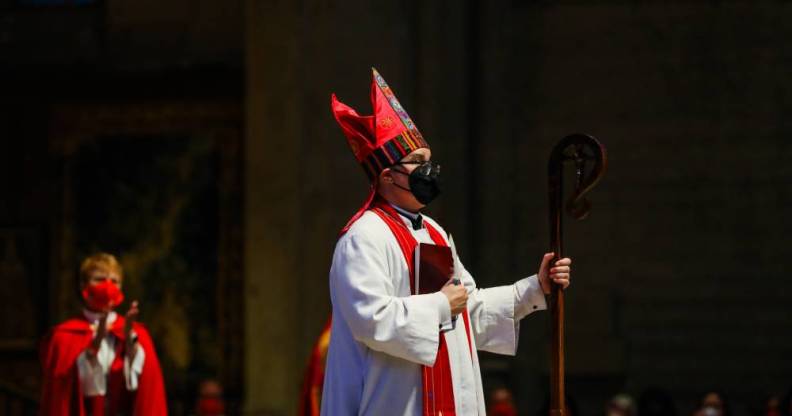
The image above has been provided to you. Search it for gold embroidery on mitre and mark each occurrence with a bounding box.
[378,116,395,129]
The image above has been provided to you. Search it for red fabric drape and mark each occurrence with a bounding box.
[38,315,168,416]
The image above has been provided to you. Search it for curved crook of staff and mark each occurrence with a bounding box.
[547,133,607,416]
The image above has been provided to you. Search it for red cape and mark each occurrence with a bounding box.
[38,314,168,416]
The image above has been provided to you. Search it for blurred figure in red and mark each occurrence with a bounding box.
[693,391,730,416]
[606,393,636,416]
[487,386,518,416]
[755,394,781,416]
[194,379,226,416]
[39,253,167,416]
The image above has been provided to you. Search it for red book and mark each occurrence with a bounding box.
[414,243,453,295]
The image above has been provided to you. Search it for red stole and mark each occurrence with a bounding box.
[38,315,168,416]
[371,202,473,416]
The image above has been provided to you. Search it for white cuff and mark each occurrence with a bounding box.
[514,275,548,320]
[77,344,111,396]
[432,291,452,328]
[124,343,146,391]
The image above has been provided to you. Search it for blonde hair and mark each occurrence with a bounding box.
[79,252,123,284]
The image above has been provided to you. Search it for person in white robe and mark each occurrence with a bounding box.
[322,68,571,416]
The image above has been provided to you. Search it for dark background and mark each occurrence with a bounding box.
[0,0,790,415]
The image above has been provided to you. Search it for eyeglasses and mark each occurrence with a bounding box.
[394,160,441,177]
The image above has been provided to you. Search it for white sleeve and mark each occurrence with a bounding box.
[513,274,548,320]
[453,251,547,356]
[123,341,146,391]
[76,339,113,396]
[330,233,451,366]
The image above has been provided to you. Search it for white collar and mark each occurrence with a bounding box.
[83,309,118,325]
[389,203,421,220]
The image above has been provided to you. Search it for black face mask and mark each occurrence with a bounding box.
[392,161,442,205]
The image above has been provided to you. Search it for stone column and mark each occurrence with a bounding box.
[244,1,303,414]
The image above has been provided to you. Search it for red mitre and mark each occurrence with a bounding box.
[331,68,429,181]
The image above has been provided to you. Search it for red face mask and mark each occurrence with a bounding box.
[489,403,518,416]
[196,398,225,416]
[82,280,124,311]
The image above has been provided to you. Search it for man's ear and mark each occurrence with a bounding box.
[380,168,394,184]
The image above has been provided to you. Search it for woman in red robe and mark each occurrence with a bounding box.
[39,253,168,416]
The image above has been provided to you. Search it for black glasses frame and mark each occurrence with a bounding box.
[393,160,441,177]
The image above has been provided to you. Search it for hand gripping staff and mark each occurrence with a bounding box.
[547,134,607,416]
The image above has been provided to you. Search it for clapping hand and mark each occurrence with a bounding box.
[124,300,140,360]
